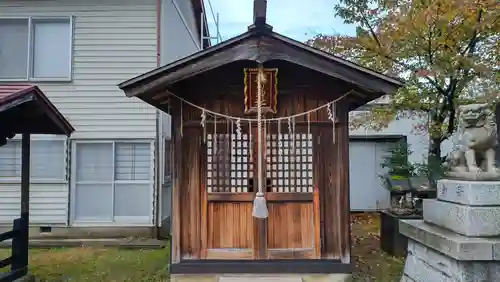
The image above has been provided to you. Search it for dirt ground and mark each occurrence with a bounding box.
[351,213,405,281]
[0,213,404,281]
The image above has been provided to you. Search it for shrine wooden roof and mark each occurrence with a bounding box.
[118,24,404,103]
[0,85,74,143]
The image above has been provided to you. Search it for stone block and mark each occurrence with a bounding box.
[403,242,454,282]
[402,239,500,282]
[423,199,500,237]
[437,179,500,206]
[399,220,500,261]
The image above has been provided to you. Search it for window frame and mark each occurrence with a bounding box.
[0,16,74,82]
[0,136,68,184]
[70,140,155,225]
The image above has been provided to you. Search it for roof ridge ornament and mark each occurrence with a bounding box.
[248,0,273,32]
[253,0,267,25]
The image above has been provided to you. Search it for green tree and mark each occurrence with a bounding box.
[308,0,500,166]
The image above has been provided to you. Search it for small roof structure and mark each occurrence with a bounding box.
[118,22,403,109]
[0,85,74,144]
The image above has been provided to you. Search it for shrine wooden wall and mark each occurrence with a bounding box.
[168,61,352,263]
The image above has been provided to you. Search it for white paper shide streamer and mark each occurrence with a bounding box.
[327,102,336,144]
[252,67,269,219]
[201,110,207,143]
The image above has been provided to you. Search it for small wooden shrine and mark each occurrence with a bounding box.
[119,0,402,274]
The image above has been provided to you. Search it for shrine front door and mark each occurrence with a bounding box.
[200,124,321,260]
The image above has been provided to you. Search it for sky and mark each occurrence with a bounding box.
[203,0,356,44]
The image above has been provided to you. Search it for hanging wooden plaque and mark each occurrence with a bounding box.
[243,68,278,115]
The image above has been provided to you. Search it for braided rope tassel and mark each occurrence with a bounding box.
[252,67,268,219]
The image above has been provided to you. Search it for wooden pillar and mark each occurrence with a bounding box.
[16,133,30,270]
[170,102,182,264]
[336,108,351,263]
[317,123,340,259]
[20,134,30,222]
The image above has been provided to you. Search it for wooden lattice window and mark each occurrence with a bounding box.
[266,133,313,193]
[207,133,253,193]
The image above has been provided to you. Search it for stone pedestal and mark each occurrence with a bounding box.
[400,179,500,282]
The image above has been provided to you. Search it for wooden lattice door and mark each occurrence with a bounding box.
[264,127,321,259]
[200,123,320,260]
[201,123,256,260]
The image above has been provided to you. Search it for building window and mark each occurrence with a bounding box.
[0,17,73,81]
[0,139,66,181]
[73,141,153,223]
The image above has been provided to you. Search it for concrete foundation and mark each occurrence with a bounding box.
[0,226,156,239]
[0,226,166,249]
[400,179,500,282]
[170,274,352,282]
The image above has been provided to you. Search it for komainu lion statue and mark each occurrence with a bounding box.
[446,103,500,180]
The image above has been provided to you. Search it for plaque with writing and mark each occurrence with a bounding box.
[243,68,278,115]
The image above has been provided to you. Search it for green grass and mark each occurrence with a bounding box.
[0,214,404,282]
[1,245,170,282]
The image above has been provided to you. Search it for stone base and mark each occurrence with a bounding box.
[423,199,500,237]
[399,220,500,282]
[399,220,500,261]
[446,171,500,181]
[437,179,500,206]
[402,239,500,282]
[170,274,352,282]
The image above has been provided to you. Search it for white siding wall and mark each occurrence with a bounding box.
[0,183,68,224]
[160,0,200,65]
[0,0,160,226]
[158,0,201,140]
[0,136,69,225]
[0,0,159,139]
[158,0,201,223]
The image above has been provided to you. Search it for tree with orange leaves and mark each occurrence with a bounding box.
[308,0,499,170]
